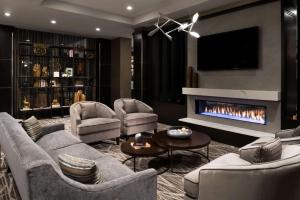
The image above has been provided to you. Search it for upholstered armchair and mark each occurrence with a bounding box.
[183,137,300,200]
[275,126,300,145]
[70,101,121,144]
[114,98,158,137]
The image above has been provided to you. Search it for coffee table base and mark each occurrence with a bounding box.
[169,145,210,173]
[122,156,169,174]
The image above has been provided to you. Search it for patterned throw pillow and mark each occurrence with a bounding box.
[58,154,101,184]
[123,99,137,113]
[80,102,97,120]
[22,116,42,142]
[239,138,282,163]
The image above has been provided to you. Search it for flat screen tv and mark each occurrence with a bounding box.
[197,26,259,70]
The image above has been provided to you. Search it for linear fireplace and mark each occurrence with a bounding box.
[195,100,266,125]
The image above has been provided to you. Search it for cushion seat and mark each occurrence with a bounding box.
[48,143,107,164]
[77,118,120,136]
[184,153,251,198]
[36,130,81,151]
[124,113,158,127]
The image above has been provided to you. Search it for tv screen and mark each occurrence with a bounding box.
[197,27,259,70]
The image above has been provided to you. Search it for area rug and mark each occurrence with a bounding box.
[0,117,238,200]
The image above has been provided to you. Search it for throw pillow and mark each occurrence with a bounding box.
[22,116,42,142]
[260,138,282,162]
[80,102,97,120]
[58,154,101,184]
[239,138,282,163]
[123,99,137,113]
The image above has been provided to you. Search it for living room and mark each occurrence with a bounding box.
[0,0,299,200]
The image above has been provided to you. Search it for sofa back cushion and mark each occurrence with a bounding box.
[80,102,97,120]
[293,126,300,137]
[122,99,137,113]
[239,138,282,163]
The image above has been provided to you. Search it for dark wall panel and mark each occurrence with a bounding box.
[0,25,13,115]
[0,59,12,87]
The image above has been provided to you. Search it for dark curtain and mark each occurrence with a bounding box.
[144,29,187,105]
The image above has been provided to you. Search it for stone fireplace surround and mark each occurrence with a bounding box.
[179,88,281,138]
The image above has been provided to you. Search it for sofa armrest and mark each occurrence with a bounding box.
[135,100,153,113]
[276,129,295,138]
[280,136,300,145]
[41,123,64,137]
[28,161,157,200]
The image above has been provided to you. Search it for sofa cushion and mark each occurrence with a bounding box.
[94,155,134,182]
[77,118,120,135]
[49,143,106,163]
[80,102,97,120]
[124,113,157,127]
[184,153,250,198]
[36,130,81,151]
[22,116,42,142]
[239,138,282,163]
[58,154,102,184]
[123,99,137,113]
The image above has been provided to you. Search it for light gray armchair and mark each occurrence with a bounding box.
[114,98,158,137]
[183,137,300,200]
[70,101,121,144]
[275,126,300,145]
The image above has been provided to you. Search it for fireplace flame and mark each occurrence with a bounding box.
[203,104,266,123]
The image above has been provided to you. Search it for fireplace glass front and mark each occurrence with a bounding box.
[195,100,266,125]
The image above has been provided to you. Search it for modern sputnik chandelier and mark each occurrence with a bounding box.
[148,12,200,40]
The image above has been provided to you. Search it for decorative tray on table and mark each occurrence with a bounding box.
[167,126,192,139]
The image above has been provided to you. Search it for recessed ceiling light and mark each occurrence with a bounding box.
[26,39,30,42]
[4,12,11,17]
[126,5,133,11]
[96,27,101,31]
[51,20,56,24]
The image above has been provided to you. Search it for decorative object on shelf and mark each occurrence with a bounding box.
[35,93,47,108]
[148,12,200,41]
[33,80,40,88]
[76,62,85,76]
[192,72,199,88]
[23,96,30,110]
[74,90,86,102]
[33,64,42,77]
[53,71,60,78]
[52,99,60,108]
[65,68,73,77]
[40,79,48,87]
[167,126,192,139]
[41,66,49,77]
[33,43,47,56]
[68,49,74,58]
[75,80,84,87]
[51,80,57,87]
[86,52,95,59]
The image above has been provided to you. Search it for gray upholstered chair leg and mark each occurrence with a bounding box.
[116,137,120,145]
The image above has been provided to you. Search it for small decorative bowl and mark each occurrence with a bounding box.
[167,126,192,139]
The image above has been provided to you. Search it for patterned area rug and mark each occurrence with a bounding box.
[0,117,238,200]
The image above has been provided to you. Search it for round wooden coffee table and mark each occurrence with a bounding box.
[153,130,211,172]
[121,137,168,172]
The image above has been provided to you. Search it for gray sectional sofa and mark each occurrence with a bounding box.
[0,112,157,200]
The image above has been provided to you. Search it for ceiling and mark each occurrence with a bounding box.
[0,0,259,39]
